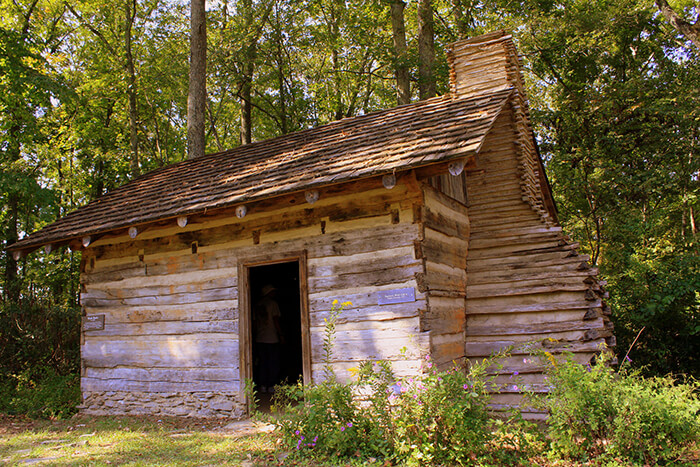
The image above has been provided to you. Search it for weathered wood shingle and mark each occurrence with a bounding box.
[11,89,512,252]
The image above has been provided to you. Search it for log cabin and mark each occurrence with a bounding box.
[8,31,614,419]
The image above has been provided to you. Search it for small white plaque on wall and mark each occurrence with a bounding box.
[83,314,105,331]
[377,288,415,305]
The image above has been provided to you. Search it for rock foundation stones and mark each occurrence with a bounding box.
[79,391,244,418]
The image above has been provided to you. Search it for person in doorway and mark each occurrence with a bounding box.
[253,284,284,393]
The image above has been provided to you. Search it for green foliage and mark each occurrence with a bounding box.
[274,379,377,459]
[539,352,700,464]
[320,299,351,382]
[0,298,81,419]
[389,358,493,465]
[276,330,698,465]
[274,353,536,465]
[612,247,700,376]
[0,301,80,377]
[508,0,700,377]
[1,0,699,430]
[0,368,79,419]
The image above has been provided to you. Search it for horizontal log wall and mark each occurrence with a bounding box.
[418,185,469,369]
[79,177,429,417]
[465,106,613,418]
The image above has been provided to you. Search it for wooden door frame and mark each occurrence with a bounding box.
[238,250,311,413]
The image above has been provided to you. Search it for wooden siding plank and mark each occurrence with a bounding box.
[82,336,238,368]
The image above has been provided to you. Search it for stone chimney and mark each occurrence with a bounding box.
[446,30,526,100]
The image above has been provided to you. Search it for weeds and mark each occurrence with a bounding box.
[538,350,700,464]
[274,302,700,465]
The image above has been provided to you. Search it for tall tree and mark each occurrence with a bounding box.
[307,0,392,123]
[239,0,254,144]
[389,0,410,105]
[125,0,140,176]
[238,0,274,144]
[188,0,207,158]
[417,0,436,99]
[511,0,700,376]
[451,0,471,39]
[1,1,67,303]
[261,0,311,135]
[65,0,149,178]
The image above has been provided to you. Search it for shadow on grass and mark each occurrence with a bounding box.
[0,415,278,466]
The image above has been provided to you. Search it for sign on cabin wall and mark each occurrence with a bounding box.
[377,288,415,305]
[83,314,105,331]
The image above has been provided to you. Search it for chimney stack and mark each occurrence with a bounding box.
[446,30,526,100]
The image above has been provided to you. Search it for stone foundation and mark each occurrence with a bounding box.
[79,391,245,418]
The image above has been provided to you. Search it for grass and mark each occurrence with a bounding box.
[0,414,280,466]
[2,413,697,466]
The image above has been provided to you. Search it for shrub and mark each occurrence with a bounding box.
[274,360,496,464]
[390,357,493,465]
[273,299,393,459]
[274,300,540,464]
[274,377,392,460]
[540,351,700,464]
[0,367,80,419]
[274,355,545,465]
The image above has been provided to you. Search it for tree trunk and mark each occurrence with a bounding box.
[188,0,207,159]
[332,47,344,120]
[277,41,288,134]
[240,0,254,145]
[325,0,344,120]
[451,0,472,39]
[655,0,700,49]
[389,0,410,105]
[4,193,20,304]
[238,0,274,143]
[3,124,21,304]
[240,57,253,145]
[417,0,436,99]
[125,0,139,177]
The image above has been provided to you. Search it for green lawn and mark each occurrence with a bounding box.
[0,415,280,466]
[3,414,697,466]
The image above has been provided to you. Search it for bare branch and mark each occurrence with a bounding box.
[64,2,118,57]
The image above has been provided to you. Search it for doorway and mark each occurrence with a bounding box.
[242,256,308,411]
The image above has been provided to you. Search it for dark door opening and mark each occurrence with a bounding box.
[249,261,304,396]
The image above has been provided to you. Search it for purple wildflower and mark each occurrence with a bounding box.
[340,426,345,432]
[347,422,353,428]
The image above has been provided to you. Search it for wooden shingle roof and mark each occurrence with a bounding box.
[10,87,513,253]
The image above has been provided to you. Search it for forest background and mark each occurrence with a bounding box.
[1,0,699,413]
